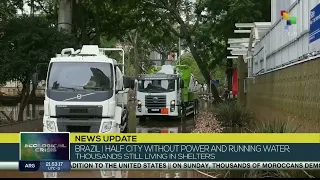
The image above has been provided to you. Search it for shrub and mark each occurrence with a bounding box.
[247,117,315,178]
[255,117,301,133]
[214,101,253,127]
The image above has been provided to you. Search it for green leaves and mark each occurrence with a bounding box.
[0,15,77,83]
[179,53,205,83]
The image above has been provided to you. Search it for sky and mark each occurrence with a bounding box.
[17,3,31,15]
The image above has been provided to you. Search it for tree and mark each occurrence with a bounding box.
[122,0,271,102]
[179,53,205,83]
[127,0,224,102]
[0,0,23,20]
[0,15,76,121]
[141,22,179,66]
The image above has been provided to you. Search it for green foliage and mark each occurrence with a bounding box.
[256,117,301,133]
[211,65,226,88]
[126,0,271,78]
[0,0,23,20]
[215,101,253,127]
[100,37,136,77]
[179,53,205,83]
[148,66,160,74]
[194,0,271,70]
[0,15,77,83]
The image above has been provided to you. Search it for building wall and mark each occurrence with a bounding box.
[246,57,320,132]
[244,0,320,132]
[252,0,320,76]
[271,0,296,25]
[149,51,181,67]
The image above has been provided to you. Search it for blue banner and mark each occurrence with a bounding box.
[211,80,219,85]
[310,3,320,43]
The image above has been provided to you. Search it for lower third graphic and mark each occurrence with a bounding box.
[19,132,71,172]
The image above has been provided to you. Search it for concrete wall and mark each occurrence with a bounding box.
[246,58,320,132]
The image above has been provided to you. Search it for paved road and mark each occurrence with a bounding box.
[0,119,42,133]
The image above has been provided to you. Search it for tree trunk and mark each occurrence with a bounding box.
[58,0,72,33]
[17,83,28,122]
[75,0,89,44]
[93,15,101,46]
[226,59,233,92]
[161,52,166,66]
[17,81,36,122]
[30,0,34,16]
[31,82,36,118]
[185,38,223,103]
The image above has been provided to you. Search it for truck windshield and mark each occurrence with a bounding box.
[47,62,113,91]
[138,79,175,92]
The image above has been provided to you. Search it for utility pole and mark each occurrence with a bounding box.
[58,0,73,33]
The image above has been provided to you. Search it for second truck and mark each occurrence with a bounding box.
[135,64,199,121]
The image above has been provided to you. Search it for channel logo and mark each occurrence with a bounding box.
[280,10,296,30]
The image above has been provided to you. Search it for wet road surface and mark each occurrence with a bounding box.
[0,101,210,178]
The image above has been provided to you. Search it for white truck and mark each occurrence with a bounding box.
[32,45,133,178]
[135,65,199,123]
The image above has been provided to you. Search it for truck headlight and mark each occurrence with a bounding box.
[101,122,113,133]
[137,100,142,112]
[170,100,175,112]
[46,120,56,132]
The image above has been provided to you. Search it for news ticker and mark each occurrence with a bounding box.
[2,162,320,170]
[0,133,319,172]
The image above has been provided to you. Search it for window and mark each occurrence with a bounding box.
[138,79,175,93]
[47,62,113,91]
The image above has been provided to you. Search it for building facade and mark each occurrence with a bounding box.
[231,0,320,132]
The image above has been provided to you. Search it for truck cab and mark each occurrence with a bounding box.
[34,45,133,133]
[135,65,185,120]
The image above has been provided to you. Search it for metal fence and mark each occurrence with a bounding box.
[0,87,45,97]
[0,104,43,123]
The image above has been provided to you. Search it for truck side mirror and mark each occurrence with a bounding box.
[180,80,184,88]
[123,76,132,89]
[31,73,39,86]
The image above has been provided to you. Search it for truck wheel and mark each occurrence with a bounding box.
[193,100,197,115]
[195,100,199,115]
[179,106,185,119]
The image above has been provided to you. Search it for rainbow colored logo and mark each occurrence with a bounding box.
[281,10,296,30]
